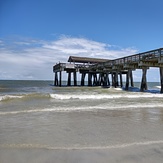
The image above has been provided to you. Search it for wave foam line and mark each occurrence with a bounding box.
[50,93,163,100]
[1,103,163,115]
[1,140,163,150]
[0,108,58,115]
[0,93,50,102]
[1,92,163,102]
[0,95,23,102]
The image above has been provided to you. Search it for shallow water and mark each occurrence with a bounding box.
[0,80,163,163]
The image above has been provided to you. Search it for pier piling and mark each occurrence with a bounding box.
[160,67,163,93]
[125,70,130,90]
[59,71,62,87]
[140,68,148,92]
[73,71,77,86]
[67,72,71,86]
[54,72,58,86]
[115,72,119,88]
[81,72,86,86]
[119,72,123,88]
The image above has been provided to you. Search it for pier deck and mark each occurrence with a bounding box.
[53,48,163,93]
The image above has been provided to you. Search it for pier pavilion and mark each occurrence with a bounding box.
[53,48,163,93]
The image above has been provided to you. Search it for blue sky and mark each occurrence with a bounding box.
[0,0,163,81]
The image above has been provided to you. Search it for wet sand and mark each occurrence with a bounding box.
[1,110,163,163]
[1,143,163,163]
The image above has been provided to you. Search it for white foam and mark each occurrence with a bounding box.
[113,87,123,91]
[155,86,161,89]
[0,108,58,115]
[1,140,163,150]
[0,93,50,102]
[0,103,163,116]
[0,95,23,102]
[50,93,163,100]
[95,103,163,110]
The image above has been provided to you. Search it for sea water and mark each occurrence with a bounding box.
[0,80,163,163]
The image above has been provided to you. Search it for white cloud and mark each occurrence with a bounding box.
[0,36,138,80]
[43,36,137,59]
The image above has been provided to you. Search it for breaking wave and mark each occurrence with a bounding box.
[0,93,49,102]
[1,91,163,102]
[0,95,23,101]
[50,93,163,100]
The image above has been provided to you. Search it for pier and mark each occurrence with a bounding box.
[53,48,163,93]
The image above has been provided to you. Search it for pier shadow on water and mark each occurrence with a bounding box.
[122,86,161,94]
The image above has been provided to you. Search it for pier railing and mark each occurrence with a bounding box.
[53,48,163,72]
[90,48,163,70]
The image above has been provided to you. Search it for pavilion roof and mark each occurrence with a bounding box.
[68,56,109,64]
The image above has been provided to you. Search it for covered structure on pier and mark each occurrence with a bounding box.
[53,56,111,87]
[68,56,109,64]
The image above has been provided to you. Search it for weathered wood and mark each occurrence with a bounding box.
[98,73,102,86]
[54,72,58,86]
[102,73,107,86]
[125,70,134,90]
[93,74,98,86]
[140,68,148,91]
[108,74,110,87]
[115,72,119,88]
[119,72,123,88]
[53,48,163,92]
[81,73,86,86]
[88,73,92,86]
[125,70,130,90]
[101,74,104,86]
[130,70,134,87]
[67,72,71,86]
[59,71,62,87]
[73,71,77,86]
[111,73,115,87]
[160,67,163,93]
[68,56,109,64]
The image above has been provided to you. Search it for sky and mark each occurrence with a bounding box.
[0,0,163,81]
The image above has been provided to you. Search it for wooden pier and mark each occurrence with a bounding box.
[53,48,163,93]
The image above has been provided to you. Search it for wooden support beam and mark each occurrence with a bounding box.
[73,71,77,86]
[105,73,109,87]
[93,73,98,86]
[81,73,86,86]
[125,70,134,90]
[108,74,110,87]
[130,70,134,87]
[54,72,58,86]
[101,73,105,86]
[140,68,148,92]
[119,72,123,88]
[98,73,102,86]
[125,70,130,90]
[103,73,107,86]
[59,71,62,87]
[67,72,71,86]
[88,73,92,86]
[160,67,163,93]
[111,72,115,87]
[115,72,119,88]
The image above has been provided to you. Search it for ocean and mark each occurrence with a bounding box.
[0,80,163,163]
